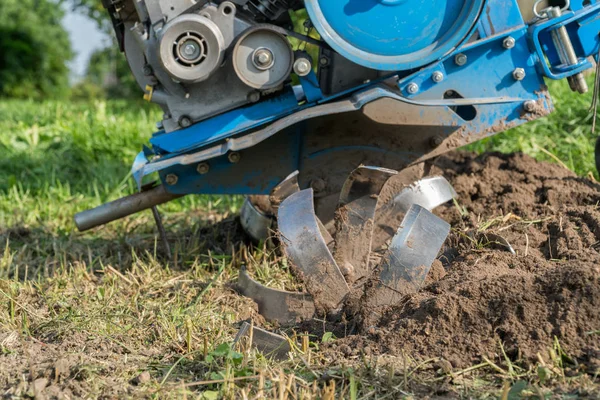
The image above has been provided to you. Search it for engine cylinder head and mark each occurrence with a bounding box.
[158,14,225,83]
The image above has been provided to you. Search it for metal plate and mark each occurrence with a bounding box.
[305,0,485,71]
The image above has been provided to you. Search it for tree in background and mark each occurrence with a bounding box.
[0,0,72,99]
[70,0,142,100]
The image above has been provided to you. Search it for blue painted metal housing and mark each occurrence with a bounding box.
[131,0,600,197]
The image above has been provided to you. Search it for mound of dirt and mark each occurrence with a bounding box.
[340,152,600,368]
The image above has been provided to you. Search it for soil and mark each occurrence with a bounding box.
[331,152,600,368]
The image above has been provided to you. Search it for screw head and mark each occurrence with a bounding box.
[228,152,241,164]
[430,135,444,147]
[247,92,260,103]
[252,48,274,70]
[197,163,210,175]
[523,100,537,112]
[513,68,526,81]
[294,58,312,76]
[432,71,444,83]
[310,178,326,192]
[503,36,516,49]
[165,174,178,185]
[406,83,419,94]
[319,57,329,67]
[179,116,193,128]
[455,53,468,66]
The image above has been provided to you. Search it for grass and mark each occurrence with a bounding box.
[0,79,599,398]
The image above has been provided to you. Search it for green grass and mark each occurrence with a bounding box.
[0,79,599,398]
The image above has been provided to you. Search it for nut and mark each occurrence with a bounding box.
[165,174,178,185]
[513,68,526,81]
[310,178,326,193]
[197,163,210,175]
[503,37,516,49]
[432,71,444,83]
[406,83,419,94]
[430,135,444,148]
[455,53,467,66]
[247,92,260,103]
[228,152,241,164]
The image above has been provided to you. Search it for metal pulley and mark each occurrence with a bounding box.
[304,0,485,71]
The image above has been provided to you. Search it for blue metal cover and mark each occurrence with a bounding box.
[305,0,485,71]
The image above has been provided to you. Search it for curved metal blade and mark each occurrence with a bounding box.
[393,176,457,213]
[371,204,451,306]
[278,189,349,311]
[373,176,456,250]
[234,322,291,361]
[237,267,315,324]
[240,197,273,242]
[334,166,398,282]
[270,171,300,208]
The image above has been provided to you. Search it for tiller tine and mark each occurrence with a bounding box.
[370,204,451,306]
[334,166,398,283]
[373,176,456,250]
[278,189,350,312]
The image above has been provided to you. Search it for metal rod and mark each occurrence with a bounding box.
[74,185,183,232]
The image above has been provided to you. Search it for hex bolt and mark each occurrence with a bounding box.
[165,174,179,186]
[430,135,444,148]
[523,100,537,112]
[310,178,326,192]
[503,36,516,49]
[319,57,329,67]
[406,83,419,94]
[143,65,153,76]
[197,163,210,175]
[513,68,526,81]
[179,116,193,128]
[252,48,274,70]
[432,71,444,83]
[294,58,312,77]
[247,92,260,103]
[455,53,468,66]
[228,151,241,164]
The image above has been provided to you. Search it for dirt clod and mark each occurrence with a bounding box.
[340,152,600,368]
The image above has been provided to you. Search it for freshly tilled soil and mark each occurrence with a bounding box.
[336,152,600,368]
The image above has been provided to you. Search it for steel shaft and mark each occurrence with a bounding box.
[74,186,183,232]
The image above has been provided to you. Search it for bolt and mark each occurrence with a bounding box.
[253,48,274,70]
[179,116,193,128]
[455,53,468,66]
[406,83,419,94]
[432,71,444,83]
[294,58,312,76]
[197,163,210,175]
[503,36,516,49]
[228,151,241,164]
[165,174,178,186]
[310,178,326,192]
[184,44,196,56]
[247,91,260,103]
[523,100,537,112]
[319,57,329,67]
[143,65,153,76]
[513,68,526,81]
[430,135,444,148]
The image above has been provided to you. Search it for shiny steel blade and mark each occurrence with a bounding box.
[234,322,291,361]
[237,267,315,324]
[240,197,273,242]
[278,189,349,311]
[269,171,300,208]
[334,166,397,282]
[374,176,456,250]
[373,204,450,306]
[393,176,457,213]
